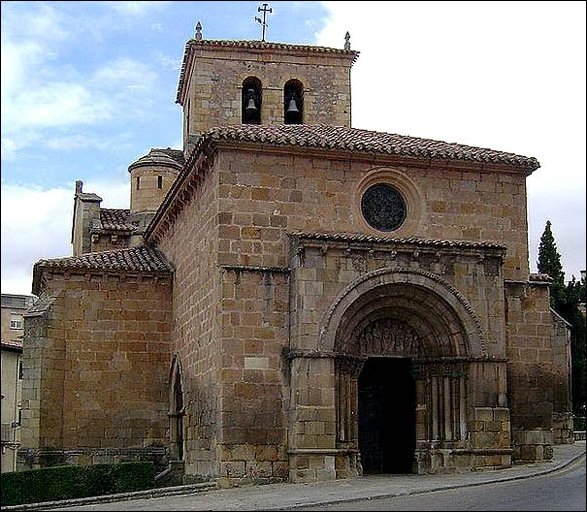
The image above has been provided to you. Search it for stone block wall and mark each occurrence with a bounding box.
[505,280,554,461]
[183,43,354,141]
[551,309,573,444]
[130,167,179,214]
[21,272,172,456]
[157,161,222,479]
[287,357,338,483]
[217,149,531,283]
[552,412,574,445]
[216,267,290,487]
[90,233,131,253]
[415,407,511,474]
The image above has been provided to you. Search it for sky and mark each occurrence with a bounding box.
[1,1,585,295]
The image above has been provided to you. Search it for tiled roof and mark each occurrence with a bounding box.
[529,273,553,282]
[99,209,134,231]
[157,148,185,166]
[198,124,539,171]
[34,246,174,273]
[186,38,358,57]
[177,39,358,105]
[292,232,507,251]
[1,339,23,352]
[129,148,185,172]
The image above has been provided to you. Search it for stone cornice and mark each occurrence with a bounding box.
[290,232,507,260]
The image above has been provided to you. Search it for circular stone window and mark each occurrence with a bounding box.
[360,183,406,232]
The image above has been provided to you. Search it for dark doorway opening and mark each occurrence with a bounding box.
[358,357,415,474]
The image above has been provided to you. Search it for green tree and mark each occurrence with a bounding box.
[559,274,587,415]
[536,221,586,415]
[537,220,565,309]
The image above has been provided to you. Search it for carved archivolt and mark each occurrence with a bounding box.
[320,267,487,358]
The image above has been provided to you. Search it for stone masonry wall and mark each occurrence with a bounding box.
[505,281,554,461]
[217,268,290,486]
[217,148,529,283]
[21,295,63,450]
[185,45,353,142]
[21,273,172,454]
[157,161,221,479]
[551,310,574,444]
[130,166,180,214]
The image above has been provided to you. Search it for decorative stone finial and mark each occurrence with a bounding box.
[195,21,202,40]
[344,31,351,51]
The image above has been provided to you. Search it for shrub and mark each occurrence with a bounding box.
[1,461,155,506]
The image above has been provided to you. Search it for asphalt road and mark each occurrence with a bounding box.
[299,454,587,511]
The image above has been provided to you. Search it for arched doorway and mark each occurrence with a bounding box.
[324,269,486,475]
[358,357,415,474]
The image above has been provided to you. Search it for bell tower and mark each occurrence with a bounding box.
[176,23,359,152]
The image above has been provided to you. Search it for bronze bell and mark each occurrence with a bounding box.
[245,89,257,112]
[286,97,299,114]
[245,97,257,112]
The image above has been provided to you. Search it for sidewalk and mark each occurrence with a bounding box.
[6,441,586,511]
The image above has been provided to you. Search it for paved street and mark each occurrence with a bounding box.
[9,441,583,512]
[299,454,586,510]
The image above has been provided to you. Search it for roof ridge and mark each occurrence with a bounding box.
[34,245,173,273]
[199,124,539,171]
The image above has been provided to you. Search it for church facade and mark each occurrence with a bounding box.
[20,30,573,486]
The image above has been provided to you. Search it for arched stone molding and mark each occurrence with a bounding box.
[320,267,487,358]
[169,354,185,461]
[354,167,426,237]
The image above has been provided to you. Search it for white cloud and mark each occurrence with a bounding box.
[1,185,73,294]
[108,1,168,16]
[0,178,130,295]
[92,58,158,92]
[317,1,586,278]
[1,46,159,155]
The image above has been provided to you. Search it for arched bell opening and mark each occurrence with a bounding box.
[242,77,262,124]
[284,79,304,124]
[169,355,185,461]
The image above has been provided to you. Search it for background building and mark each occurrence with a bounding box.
[1,293,35,473]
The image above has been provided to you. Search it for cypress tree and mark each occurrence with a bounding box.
[537,220,565,309]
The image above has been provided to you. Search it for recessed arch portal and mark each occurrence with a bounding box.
[324,268,486,475]
[321,267,486,358]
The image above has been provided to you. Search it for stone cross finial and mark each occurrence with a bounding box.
[344,31,351,51]
[195,21,202,40]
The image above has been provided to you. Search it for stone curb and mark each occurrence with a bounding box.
[1,482,218,511]
[273,449,587,511]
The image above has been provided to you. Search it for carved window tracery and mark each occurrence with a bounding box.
[360,183,406,232]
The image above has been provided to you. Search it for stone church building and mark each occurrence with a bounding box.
[21,28,573,486]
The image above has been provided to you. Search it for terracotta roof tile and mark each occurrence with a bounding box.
[99,209,134,231]
[200,124,539,171]
[529,273,553,282]
[128,148,185,172]
[34,246,173,273]
[291,231,507,251]
[1,339,23,351]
